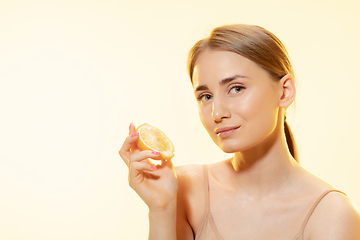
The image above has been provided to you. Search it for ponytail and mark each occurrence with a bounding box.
[284,120,299,163]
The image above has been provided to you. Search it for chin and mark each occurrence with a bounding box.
[218,142,241,154]
[217,138,260,154]
[213,137,243,153]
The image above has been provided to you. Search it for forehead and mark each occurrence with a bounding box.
[192,49,264,87]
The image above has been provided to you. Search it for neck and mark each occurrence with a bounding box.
[229,123,298,197]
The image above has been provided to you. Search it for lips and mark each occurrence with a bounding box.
[215,126,240,138]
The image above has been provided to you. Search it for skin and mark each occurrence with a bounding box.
[119,49,360,240]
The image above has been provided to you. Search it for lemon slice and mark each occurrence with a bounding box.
[136,123,175,160]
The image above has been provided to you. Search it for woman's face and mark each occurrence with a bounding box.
[192,49,283,153]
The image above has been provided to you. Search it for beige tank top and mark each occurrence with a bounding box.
[195,164,346,240]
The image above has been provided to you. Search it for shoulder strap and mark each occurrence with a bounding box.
[297,189,346,236]
[203,164,210,212]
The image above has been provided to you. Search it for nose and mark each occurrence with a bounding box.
[212,98,230,123]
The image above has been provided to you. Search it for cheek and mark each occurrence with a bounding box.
[237,88,279,128]
[232,90,263,119]
[198,106,210,127]
[198,105,216,135]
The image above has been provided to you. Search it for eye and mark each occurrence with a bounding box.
[229,84,245,94]
[197,93,213,102]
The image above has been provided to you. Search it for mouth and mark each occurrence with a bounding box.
[215,126,240,139]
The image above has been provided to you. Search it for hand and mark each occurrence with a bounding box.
[119,123,179,211]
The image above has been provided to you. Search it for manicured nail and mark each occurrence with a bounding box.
[152,151,160,155]
[129,123,132,130]
[150,165,157,170]
[130,132,139,137]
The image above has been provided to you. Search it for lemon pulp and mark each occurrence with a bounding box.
[137,123,175,160]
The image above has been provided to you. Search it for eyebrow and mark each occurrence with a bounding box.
[194,75,247,92]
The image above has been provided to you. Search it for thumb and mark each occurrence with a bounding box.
[129,123,140,153]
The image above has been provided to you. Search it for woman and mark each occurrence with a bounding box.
[120,24,360,240]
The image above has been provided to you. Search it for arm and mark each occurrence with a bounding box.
[175,165,202,240]
[119,124,179,240]
[307,192,360,240]
[147,166,196,240]
[148,165,198,240]
[149,200,177,240]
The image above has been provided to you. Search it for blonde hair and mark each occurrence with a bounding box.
[187,24,299,162]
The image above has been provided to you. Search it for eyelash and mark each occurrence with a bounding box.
[229,84,245,94]
[196,93,212,102]
[196,84,245,102]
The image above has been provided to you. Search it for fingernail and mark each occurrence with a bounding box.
[129,123,132,130]
[152,151,160,155]
[130,132,139,137]
[150,165,157,170]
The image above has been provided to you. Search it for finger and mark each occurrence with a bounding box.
[128,161,157,188]
[129,150,163,164]
[119,130,140,166]
[129,123,136,135]
[129,123,140,153]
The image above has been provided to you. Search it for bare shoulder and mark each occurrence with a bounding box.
[306,190,360,240]
[175,164,206,209]
[175,164,207,236]
[175,164,205,192]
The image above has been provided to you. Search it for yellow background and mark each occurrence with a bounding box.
[0,0,359,239]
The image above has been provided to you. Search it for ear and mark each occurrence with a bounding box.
[278,74,296,108]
